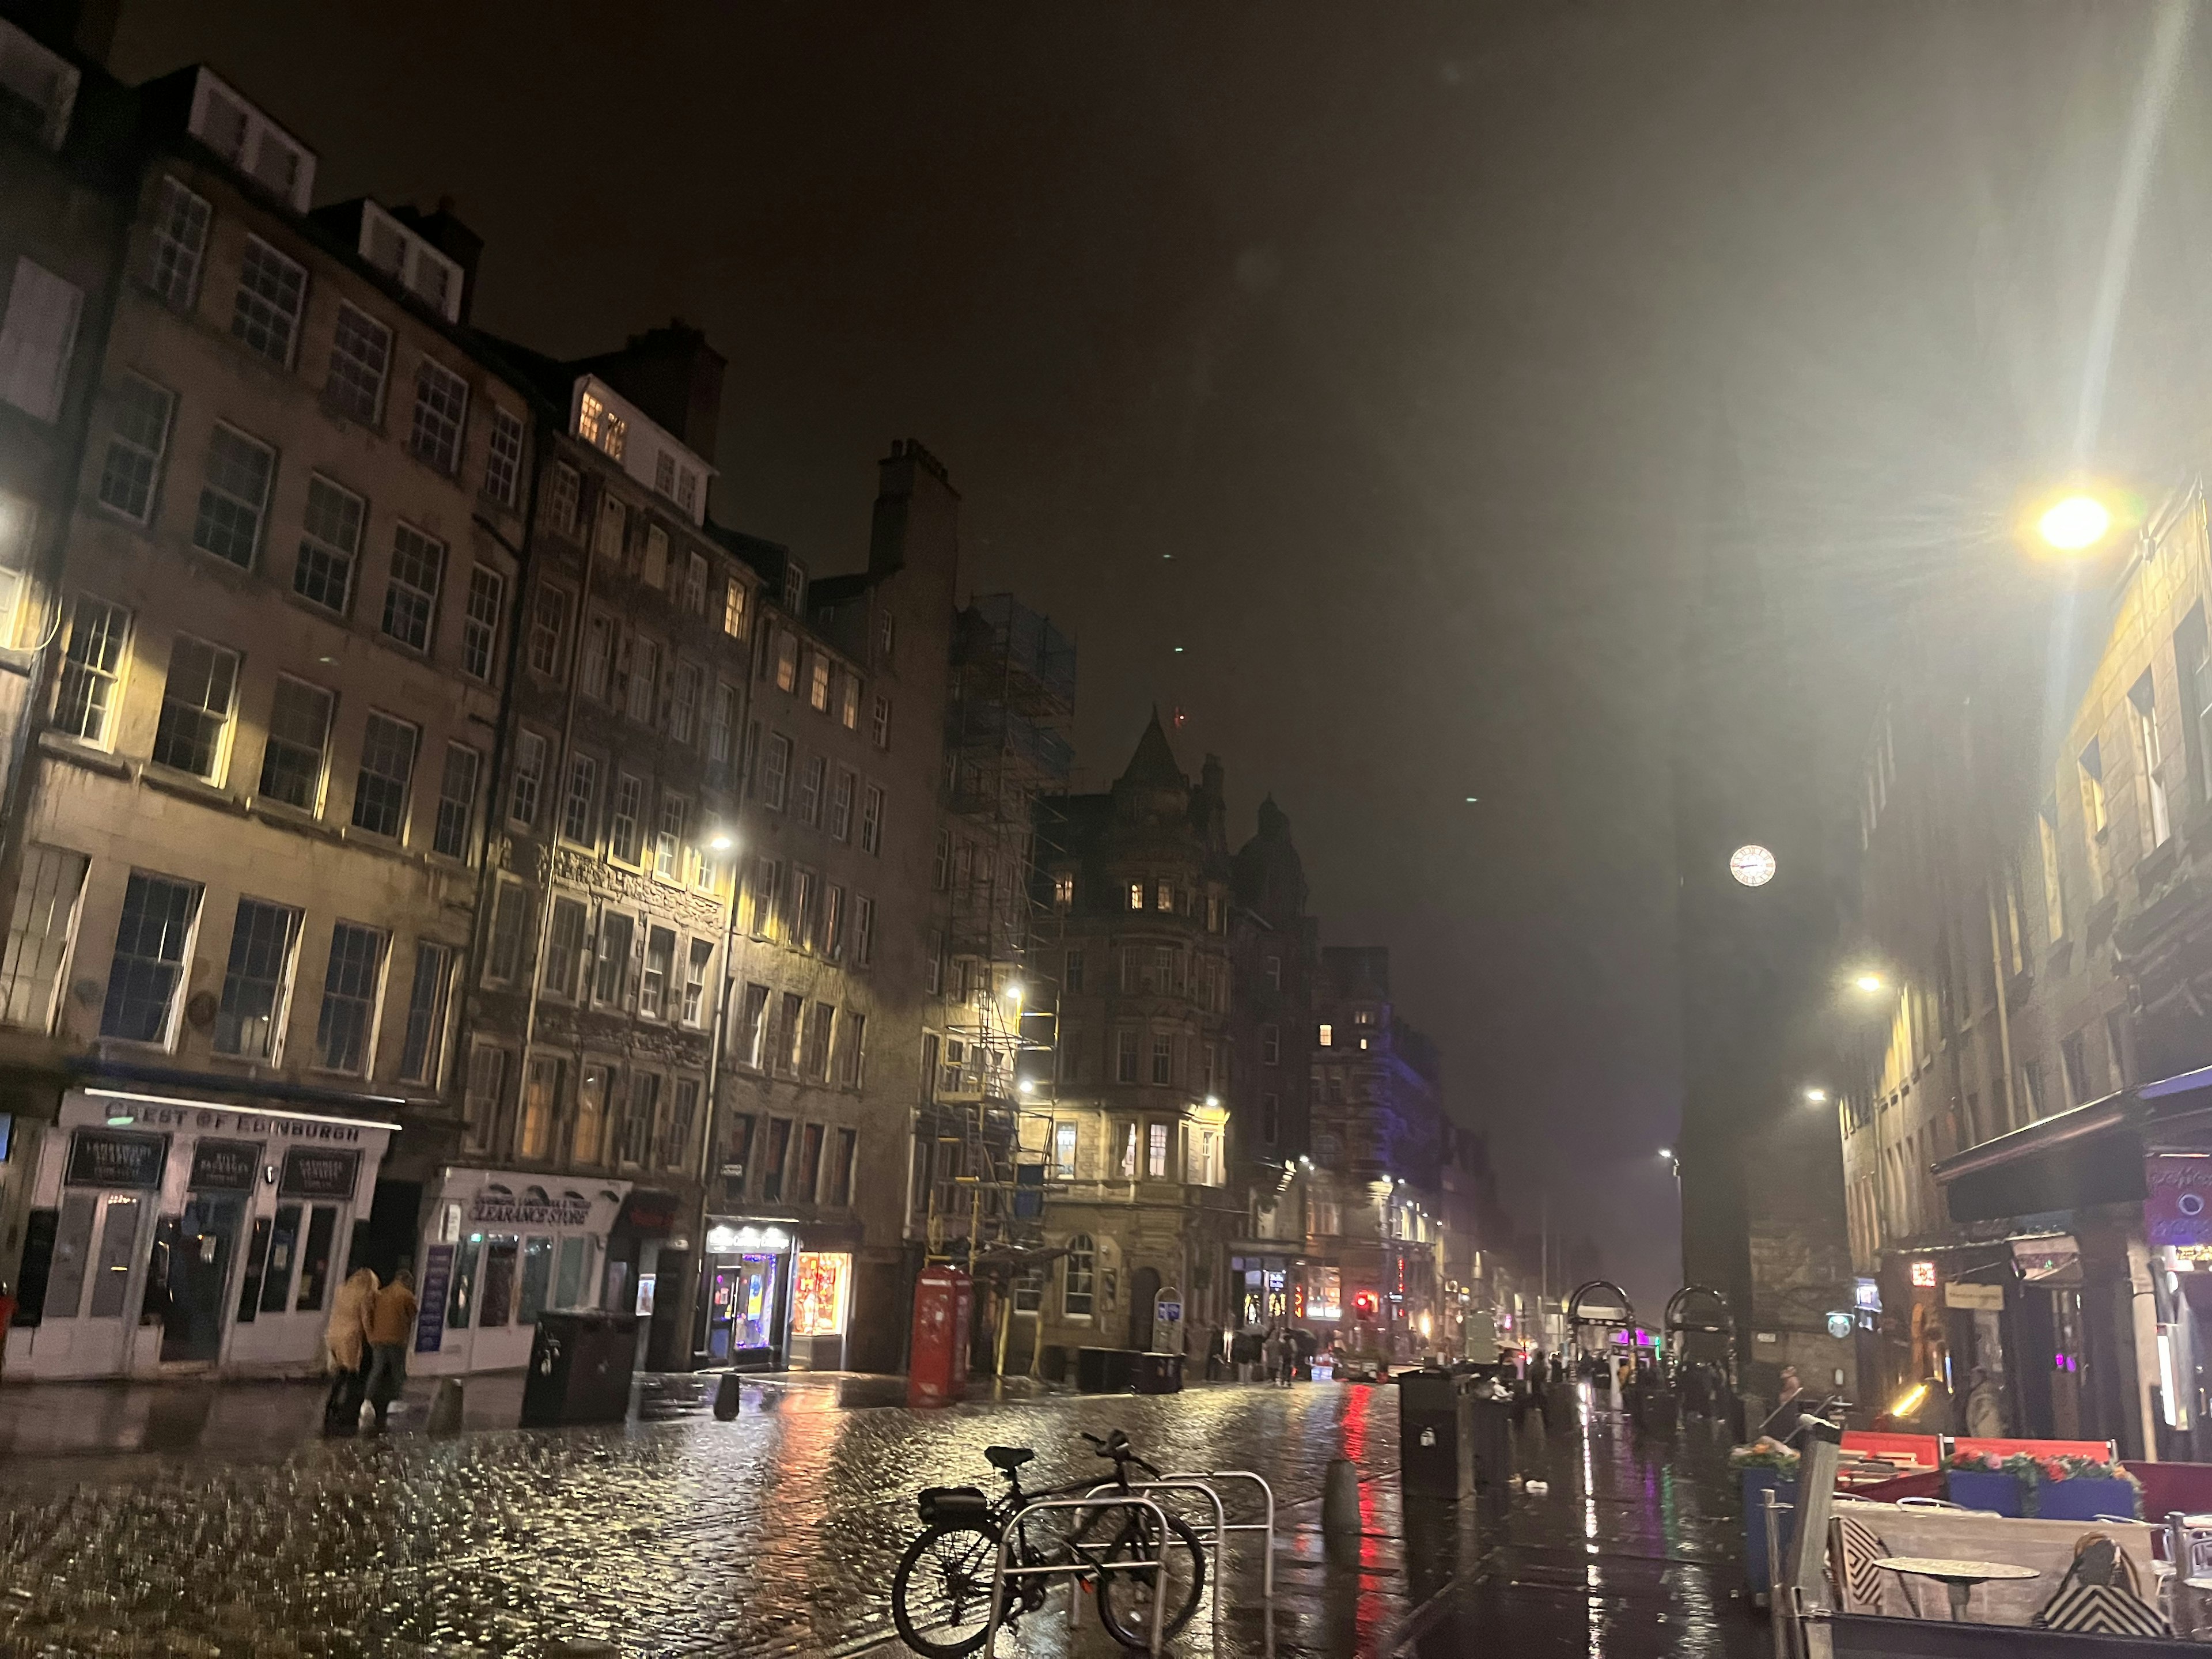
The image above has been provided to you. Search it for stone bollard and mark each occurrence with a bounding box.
[713,1372,742,1421]
[426,1377,465,1436]
[1322,1457,1361,1537]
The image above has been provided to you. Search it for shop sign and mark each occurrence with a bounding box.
[2145,1154,2212,1248]
[279,1146,360,1200]
[188,1139,259,1192]
[415,1244,453,1354]
[791,1251,850,1336]
[1908,1260,1937,1287]
[470,1190,592,1229]
[707,1223,791,1253]
[1945,1283,2005,1311]
[1825,1311,1854,1340]
[66,1128,168,1188]
[2011,1234,2080,1283]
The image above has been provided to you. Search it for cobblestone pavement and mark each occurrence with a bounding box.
[0,1376,1766,1657]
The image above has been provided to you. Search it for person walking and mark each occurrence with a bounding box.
[323,1267,378,1434]
[364,1269,419,1431]
[1260,1325,1284,1389]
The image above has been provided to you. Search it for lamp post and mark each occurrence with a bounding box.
[687,831,740,1365]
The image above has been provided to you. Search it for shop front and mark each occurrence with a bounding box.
[697,1216,857,1370]
[408,1169,630,1376]
[2,1088,393,1382]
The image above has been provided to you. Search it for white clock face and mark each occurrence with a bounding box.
[1729,844,1777,887]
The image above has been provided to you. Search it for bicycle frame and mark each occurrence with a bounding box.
[984,1494,1172,1657]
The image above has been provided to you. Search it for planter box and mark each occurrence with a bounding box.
[1741,1469,1798,1597]
[1945,1469,2025,1516]
[2032,1476,2139,1521]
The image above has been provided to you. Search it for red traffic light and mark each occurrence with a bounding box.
[1352,1291,1377,1319]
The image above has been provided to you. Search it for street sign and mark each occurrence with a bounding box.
[1155,1286,1183,1324]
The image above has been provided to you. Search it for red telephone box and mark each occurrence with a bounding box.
[908,1266,974,1408]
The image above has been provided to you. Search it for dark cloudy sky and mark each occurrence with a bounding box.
[109,2,2212,1321]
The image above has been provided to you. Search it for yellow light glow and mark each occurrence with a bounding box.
[1889,1382,1927,1418]
[1854,974,1884,993]
[2039,494,2112,552]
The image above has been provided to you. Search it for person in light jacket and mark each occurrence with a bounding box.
[324,1268,378,1434]
[365,1270,419,1430]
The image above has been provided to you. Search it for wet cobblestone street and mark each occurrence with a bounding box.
[0,1378,1766,1657]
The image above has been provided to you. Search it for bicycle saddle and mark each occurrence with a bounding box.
[984,1445,1035,1471]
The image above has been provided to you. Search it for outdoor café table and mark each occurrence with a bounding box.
[1874,1556,2041,1622]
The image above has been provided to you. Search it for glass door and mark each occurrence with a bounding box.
[162,1194,245,1363]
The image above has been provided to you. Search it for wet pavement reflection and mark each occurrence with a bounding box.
[0,1375,1767,1656]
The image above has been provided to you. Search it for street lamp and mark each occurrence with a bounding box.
[1804,1087,1828,1104]
[1853,972,1885,994]
[2038,494,2113,554]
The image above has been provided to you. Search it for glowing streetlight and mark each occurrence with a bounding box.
[709,832,734,853]
[1853,973,1885,994]
[1003,982,1024,1005]
[1805,1088,1828,1104]
[1657,1147,1672,1161]
[2038,494,2113,554]
[1018,1079,1036,1095]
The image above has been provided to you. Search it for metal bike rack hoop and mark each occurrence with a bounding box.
[1165,1468,1277,1601]
[1082,1479,1229,1641]
[984,1493,1172,1658]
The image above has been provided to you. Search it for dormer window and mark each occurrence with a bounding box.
[782,561,806,611]
[0,21,79,151]
[358,202,463,324]
[578,389,624,460]
[185,69,315,213]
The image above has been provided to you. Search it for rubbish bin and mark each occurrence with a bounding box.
[520,1310,639,1427]
[1133,1351,1184,1395]
[1468,1391,1512,1487]
[1399,1366,1475,1499]
[1077,1347,1138,1393]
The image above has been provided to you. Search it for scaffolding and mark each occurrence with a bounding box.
[921,596,1077,1286]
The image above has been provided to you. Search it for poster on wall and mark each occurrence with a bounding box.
[791,1251,851,1336]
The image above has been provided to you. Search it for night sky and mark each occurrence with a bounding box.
[108,2,2212,1324]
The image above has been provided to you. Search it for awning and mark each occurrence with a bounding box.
[1933,1071,2212,1224]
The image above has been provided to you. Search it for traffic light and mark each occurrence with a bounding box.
[1352,1291,1378,1320]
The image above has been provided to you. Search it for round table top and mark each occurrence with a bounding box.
[1873,1556,2041,1585]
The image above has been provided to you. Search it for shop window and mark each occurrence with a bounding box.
[518,1234,554,1325]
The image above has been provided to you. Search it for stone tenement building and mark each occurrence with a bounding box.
[0,50,528,1381]
[1837,482,2212,1460]
[1024,715,1239,1365]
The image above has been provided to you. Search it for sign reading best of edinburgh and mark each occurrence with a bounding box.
[2145,1154,2212,1248]
[66,1128,169,1188]
[279,1146,360,1200]
[188,1138,260,1192]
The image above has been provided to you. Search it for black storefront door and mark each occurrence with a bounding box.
[162,1194,245,1363]
[1130,1266,1160,1353]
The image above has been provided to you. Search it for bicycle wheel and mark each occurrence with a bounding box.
[891,1521,1005,1658]
[1094,1508,1206,1649]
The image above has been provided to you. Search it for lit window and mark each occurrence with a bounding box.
[54,596,129,744]
[1147,1120,1169,1177]
[809,653,831,712]
[1319,1023,1334,1047]
[723,578,747,638]
[578,388,625,459]
[1054,1123,1078,1180]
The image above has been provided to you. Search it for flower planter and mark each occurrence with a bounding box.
[1945,1469,2025,1516]
[2032,1476,2139,1521]
[1741,1470,1798,1599]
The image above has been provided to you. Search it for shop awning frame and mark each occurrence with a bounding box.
[1931,1070,2212,1225]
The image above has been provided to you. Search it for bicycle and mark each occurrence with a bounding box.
[891,1429,1207,1656]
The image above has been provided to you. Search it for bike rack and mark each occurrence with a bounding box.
[1082,1479,1230,1641]
[1172,1468,1277,1601]
[984,1494,1172,1657]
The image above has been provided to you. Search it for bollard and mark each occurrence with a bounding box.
[713,1372,742,1421]
[1322,1457,1361,1537]
[426,1378,465,1436]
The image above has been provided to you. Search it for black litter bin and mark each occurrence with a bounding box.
[521,1310,638,1427]
[1399,1366,1475,1499]
[1133,1352,1184,1395]
[1076,1347,1138,1393]
[1468,1392,1513,1487]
